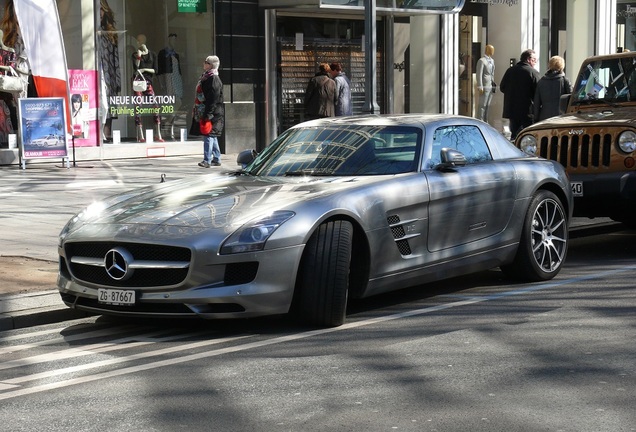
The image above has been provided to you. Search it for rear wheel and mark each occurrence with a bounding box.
[502,190,568,281]
[295,220,353,327]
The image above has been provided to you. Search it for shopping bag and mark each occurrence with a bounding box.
[199,119,212,135]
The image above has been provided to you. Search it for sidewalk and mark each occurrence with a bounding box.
[0,153,240,331]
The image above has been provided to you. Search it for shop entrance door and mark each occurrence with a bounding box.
[458,14,475,118]
[278,38,384,133]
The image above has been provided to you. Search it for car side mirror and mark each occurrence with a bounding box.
[237,149,257,168]
[559,94,571,114]
[437,148,467,170]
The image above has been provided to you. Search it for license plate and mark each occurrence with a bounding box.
[98,288,136,306]
[570,182,583,197]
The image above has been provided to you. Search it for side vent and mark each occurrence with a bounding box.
[387,214,420,256]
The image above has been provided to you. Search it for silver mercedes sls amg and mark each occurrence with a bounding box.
[58,114,573,327]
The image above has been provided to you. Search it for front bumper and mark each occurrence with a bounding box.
[570,171,636,218]
[57,244,305,320]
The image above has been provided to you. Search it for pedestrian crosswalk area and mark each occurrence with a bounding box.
[1,282,542,402]
[0,319,257,401]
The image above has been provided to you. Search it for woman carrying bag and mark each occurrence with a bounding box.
[190,55,225,168]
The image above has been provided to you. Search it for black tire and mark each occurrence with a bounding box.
[502,190,568,281]
[295,220,353,327]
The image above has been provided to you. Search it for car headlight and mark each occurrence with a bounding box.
[220,211,295,254]
[519,135,537,155]
[618,130,636,153]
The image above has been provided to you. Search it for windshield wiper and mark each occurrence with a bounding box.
[285,168,335,176]
[573,97,601,106]
[229,169,254,176]
[573,97,620,108]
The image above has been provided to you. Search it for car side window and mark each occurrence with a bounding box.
[428,125,493,168]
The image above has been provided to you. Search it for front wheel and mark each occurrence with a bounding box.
[294,220,353,327]
[502,190,568,281]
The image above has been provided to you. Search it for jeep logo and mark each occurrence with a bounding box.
[568,129,585,135]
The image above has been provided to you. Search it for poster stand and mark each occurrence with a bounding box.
[71,134,76,167]
[69,133,94,169]
[17,97,70,170]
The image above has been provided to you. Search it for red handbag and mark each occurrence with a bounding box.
[199,119,212,135]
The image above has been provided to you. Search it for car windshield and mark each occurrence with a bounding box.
[573,57,636,103]
[247,125,422,176]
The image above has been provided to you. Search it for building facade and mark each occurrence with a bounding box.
[0,0,628,165]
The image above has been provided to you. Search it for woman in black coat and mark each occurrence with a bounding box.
[534,55,572,121]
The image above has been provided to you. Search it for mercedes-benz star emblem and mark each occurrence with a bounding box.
[104,247,135,281]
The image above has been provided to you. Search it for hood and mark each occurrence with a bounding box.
[522,107,636,132]
[71,172,380,232]
[541,70,564,80]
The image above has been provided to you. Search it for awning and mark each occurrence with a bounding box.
[258,0,465,16]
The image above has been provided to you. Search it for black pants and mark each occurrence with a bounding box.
[509,116,533,140]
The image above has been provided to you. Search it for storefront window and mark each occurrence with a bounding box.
[539,0,549,63]
[110,0,215,143]
[58,0,215,144]
[457,3,486,121]
[277,16,384,132]
[617,1,636,52]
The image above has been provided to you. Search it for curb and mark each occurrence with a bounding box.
[0,306,89,331]
[0,290,89,331]
[569,221,622,239]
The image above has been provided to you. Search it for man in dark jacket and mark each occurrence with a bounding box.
[304,63,336,119]
[500,49,541,140]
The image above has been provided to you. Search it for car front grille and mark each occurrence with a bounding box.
[64,241,191,288]
[535,132,612,169]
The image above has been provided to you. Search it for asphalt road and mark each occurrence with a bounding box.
[0,224,634,432]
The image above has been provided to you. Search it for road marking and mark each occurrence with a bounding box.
[0,327,68,343]
[0,265,633,401]
[0,329,169,371]
[65,180,122,189]
[2,335,252,386]
[0,192,35,197]
[0,326,138,355]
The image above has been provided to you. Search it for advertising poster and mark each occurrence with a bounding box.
[18,97,69,160]
[68,69,98,146]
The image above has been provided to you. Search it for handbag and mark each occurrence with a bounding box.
[0,66,24,93]
[199,118,212,135]
[0,48,16,69]
[132,70,147,92]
